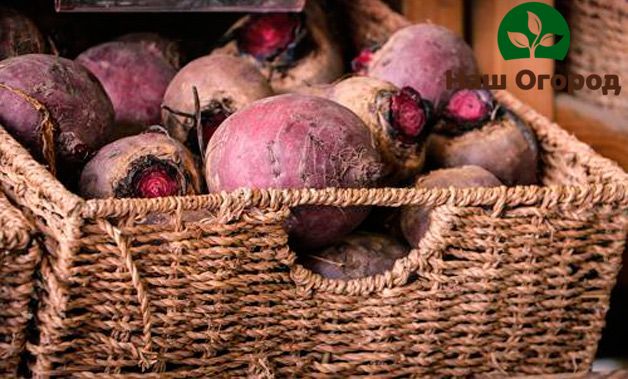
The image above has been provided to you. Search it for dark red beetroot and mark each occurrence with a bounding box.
[76,41,177,134]
[361,24,478,107]
[205,94,384,250]
[0,54,114,171]
[79,132,201,199]
[116,32,183,69]
[162,53,273,155]
[401,166,502,248]
[215,1,343,93]
[327,76,433,182]
[428,90,539,186]
[0,7,46,61]
[299,232,409,280]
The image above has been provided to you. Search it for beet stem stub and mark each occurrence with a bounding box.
[390,87,429,143]
[115,156,182,198]
[351,46,377,74]
[444,89,494,127]
[237,13,301,61]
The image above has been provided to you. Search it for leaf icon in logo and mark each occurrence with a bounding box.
[528,11,542,36]
[539,33,555,46]
[507,32,530,49]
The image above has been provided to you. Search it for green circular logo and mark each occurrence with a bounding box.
[498,2,570,60]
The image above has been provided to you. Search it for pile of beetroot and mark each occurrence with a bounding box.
[0,4,539,280]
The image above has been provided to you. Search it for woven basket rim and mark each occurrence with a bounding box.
[1,89,626,220]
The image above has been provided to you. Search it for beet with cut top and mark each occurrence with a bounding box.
[76,41,177,134]
[205,94,384,250]
[401,166,502,248]
[327,76,434,182]
[0,7,46,61]
[0,54,114,171]
[162,53,273,155]
[299,232,410,280]
[79,132,201,199]
[358,24,478,107]
[215,0,343,93]
[428,90,539,186]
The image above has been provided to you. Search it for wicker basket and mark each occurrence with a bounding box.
[564,0,628,118]
[0,0,626,377]
[0,192,40,377]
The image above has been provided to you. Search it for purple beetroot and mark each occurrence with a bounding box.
[162,53,273,155]
[357,24,478,107]
[204,94,384,250]
[0,7,46,61]
[428,89,539,186]
[80,132,201,199]
[76,41,177,134]
[116,32,183,69]
[299,232,409,280]
[326,76,434,182]
[215,1,343,93]
[0,54,114,172]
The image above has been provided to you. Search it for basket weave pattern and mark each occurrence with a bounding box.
[566,0,628,117]
[0,192,40,377]
[0,90,625,377]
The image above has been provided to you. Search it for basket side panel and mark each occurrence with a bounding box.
[270,202,625,377]
[31,206,297,377]
[0,193,41,377]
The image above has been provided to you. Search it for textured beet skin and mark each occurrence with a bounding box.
[367,24,478,107]
[401,166,502,248]
[428,110,539,186]
[77,41,176,130]
[205,94,384,249]
[0,54,114,166]
[0,7,46,61]
[80,132,201,199]
[299,232,409,280]
[116,32,183,69]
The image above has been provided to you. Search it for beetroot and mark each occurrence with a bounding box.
[76,41,177,134]
[428,105,539,186]
[116,32,183,69]
[0,7,46,61]
[205,94,384,249]
[162,53,273,155]
[0,54,114,172]
[215,1,343,93]
[361,24,478,107]
[299,233,409,280]
[401,166,502,247]
[80,132,201,199]
[328,76,433,181]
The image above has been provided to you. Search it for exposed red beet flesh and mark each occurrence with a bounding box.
[351,47,375,75]
[390,87,430,143]
[134,165,180,198]
[443,89,494,129]
[237,13,301,60]
[114,156,183,199]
